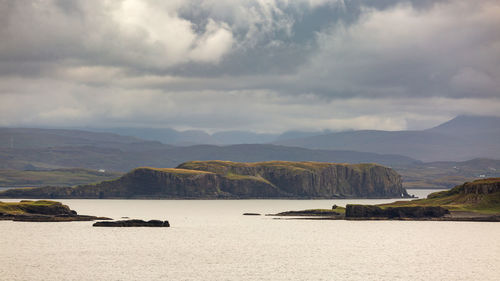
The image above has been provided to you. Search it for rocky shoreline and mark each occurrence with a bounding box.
[0,213,111,222]
[268,205,500,222]
[270,178,500,222]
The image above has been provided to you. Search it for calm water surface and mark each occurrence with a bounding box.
[1,189,499,281]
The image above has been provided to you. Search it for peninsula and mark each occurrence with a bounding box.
[0,160,409,199]
[270,178,500,221]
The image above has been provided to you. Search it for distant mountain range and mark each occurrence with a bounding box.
[0,142,417,172]
[0,127,168,151]
[82,127,330,146]
[0,115,498,169]
[275,115,500,162]
[76,115,500,161]
[0,115,499,189]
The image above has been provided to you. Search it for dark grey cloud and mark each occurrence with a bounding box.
[0,0,498,132]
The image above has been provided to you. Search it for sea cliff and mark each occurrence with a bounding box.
[0,161,409,199]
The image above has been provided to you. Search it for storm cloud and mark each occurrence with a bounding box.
[0,0,499,132]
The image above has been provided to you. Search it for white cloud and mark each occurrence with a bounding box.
[189,20,234,63]
[0,0,499,132]
[299,0,500,98]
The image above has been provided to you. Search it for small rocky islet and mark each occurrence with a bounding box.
[93,219,170,227]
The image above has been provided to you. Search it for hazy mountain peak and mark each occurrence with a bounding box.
[428,115,500,132]
[275,115,500,162]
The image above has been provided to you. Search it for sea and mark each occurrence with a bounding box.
[1,189,499,281]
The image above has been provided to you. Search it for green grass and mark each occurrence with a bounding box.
[179,160,381,173]
[136,167,214,175]
[0,200,61,215]
[138,167,272,184]
[276,207,346,216]
[309,208,346,215]
[224,172,272,184]
[471,177,500,184]
[0,169,123,187]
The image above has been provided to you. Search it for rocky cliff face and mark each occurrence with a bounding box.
[0,161,409,199]
[345,205,449,218]
[461,178,500,195]
[178,161,407,198]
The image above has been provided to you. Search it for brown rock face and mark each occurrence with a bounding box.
[345,205,449,218]
[0,161,409,199]
[461,179,500,195]
[178,161,407,198]
[427,177,500,203]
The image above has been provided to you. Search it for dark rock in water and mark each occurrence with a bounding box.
[345,204,449,219]
[243,213,261,216]
[93,219,170,227]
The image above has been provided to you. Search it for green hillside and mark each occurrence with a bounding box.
[0,169,123,187]
[381,178,500,214]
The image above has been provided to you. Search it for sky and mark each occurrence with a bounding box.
[0,0,499,133]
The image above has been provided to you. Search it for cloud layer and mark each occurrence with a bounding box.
[1,0,499,132]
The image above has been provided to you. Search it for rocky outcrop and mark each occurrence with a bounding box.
[428,178,500,200]
[0,200,110,222]
[345,204,449,219]
[93,219,170,227]
[272,209,344,217]
[0,161,409,199]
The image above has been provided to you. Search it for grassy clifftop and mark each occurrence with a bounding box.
[134,167,214,175]
[0,200,78,217]
[178,160,379,173]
